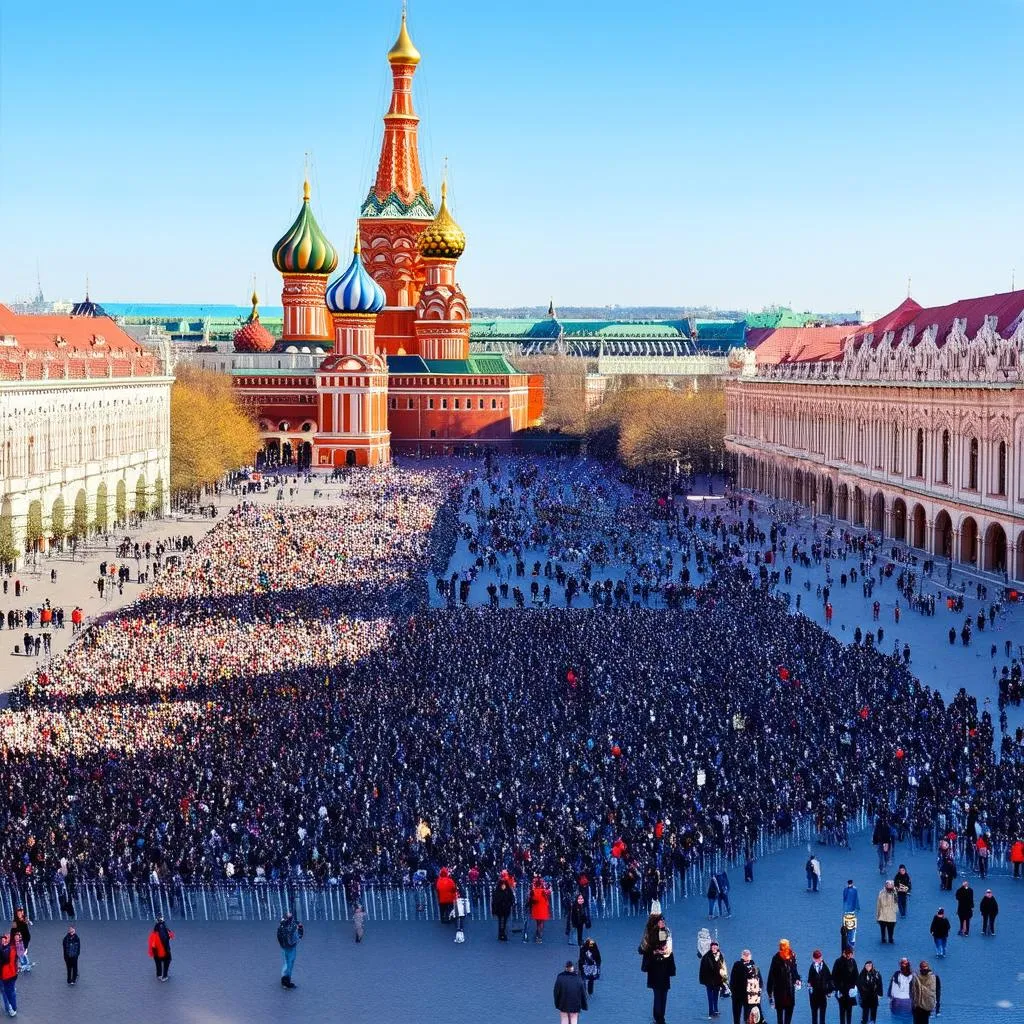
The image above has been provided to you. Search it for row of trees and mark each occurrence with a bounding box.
[170,367,262,495]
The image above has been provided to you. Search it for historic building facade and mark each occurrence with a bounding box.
[726,291,1024,582]
[0,304,171,566]
[190,12,542,466]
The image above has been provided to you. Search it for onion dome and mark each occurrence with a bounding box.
[233,290,275,352]
[387,11,421,65]
[417,181,466,259]
[272,180,339,275]
[325,235,386,314]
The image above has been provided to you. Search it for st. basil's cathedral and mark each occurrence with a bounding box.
[226,11,544,467]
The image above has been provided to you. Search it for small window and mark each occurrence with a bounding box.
[429,429,436,438]
[428,398,434,410]
[407,399,414,410]
[491,398,497,409]
[478,399,484,409]
[441,399,448,409]
[454,399,460,410]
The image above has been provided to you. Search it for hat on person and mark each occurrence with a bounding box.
[885,880,895,889]
[919,961,930,973]
[565,960,575,969]
[710,940,719,948]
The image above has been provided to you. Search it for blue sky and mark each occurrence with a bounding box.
[1,0,1022,313]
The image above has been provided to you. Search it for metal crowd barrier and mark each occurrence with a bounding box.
[0,811,866,924]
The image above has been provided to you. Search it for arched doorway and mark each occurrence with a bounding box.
[822,478,834,517]
[871,492,885,534]
[852,486,865,526]
[837,483,849,521]
[298,441,313,471]
[281,441,294,465]
[934,509,953,559]
[910,504,926,549]
[983,523,1007,573]
[135,475,148,518]
[960,516,978,565]
[346,449,357,467]
[95,482,109,533]
[115,479,128,525]
[892,498,907,543]
[72,489,89,539]
[50,495,66,548]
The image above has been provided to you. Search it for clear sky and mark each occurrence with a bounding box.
[1,0,1022,313]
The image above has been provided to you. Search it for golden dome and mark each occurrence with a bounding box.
[387,12,421,66]
[417,181,466,259]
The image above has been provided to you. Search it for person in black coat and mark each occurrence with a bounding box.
[730,949,763,1024]
[979,889,998,936]
[929,909,951,958]
[699,940,728,1018]
[831,947,858,1024]
[766,940,801,1024]
[491,880,514,941]
[856,960,882,1023]
[565,894,591,947]
[954,880,974,936]
[639,915,675,1024]
[553,960,588,1022]
[578,938,602,996]
[62,926,80,985]
[806,950,833,1024]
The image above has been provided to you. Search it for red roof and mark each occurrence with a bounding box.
[848,290,1024,349]
[0,304,158,378]
[752,325,853,366]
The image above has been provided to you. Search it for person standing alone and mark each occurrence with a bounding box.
[276,911,303,989]
[147,916,173,982]
[0,934,16,1018]
[62,926,80,985]
[553,959,588,1024]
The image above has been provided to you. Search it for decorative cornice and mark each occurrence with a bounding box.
[360,189,435,219]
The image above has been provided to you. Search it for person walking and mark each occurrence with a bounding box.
[708,873,721,918]
[530,876,552,943]
[639,913,675,1024]
[909,961,940,1023]
[730,949,763,1024]
[436,867,458,925]
[806,855,822,893]
[0,935,16,1018]
[276,911,303,988]
[841,880,860,913]
[856,959,882,1024]
[352,903,366,943]
[578,938,602,996]
[716,870,732,918]
[832,947,859,1024]
[806,949,833,1024]
[888,958,913,1018]
[954,880,973,936]
[491,878,514,941]
[766,939,801,1024]
[892,866,912,919]
[929,909,950,958]
[565,894,591,947]
[699,938,728,1019]
[876,881,898,944]
[147,916,173,982]
[979,889,998,936]
[10,911,31,974]
[62,926,80,985]
[553,959,588,1024]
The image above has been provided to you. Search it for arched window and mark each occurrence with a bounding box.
[940,430,950,484]
[915,428,924,477]
[997,440,1007,495]
[968,437,979,490]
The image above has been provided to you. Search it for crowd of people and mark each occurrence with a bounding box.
[0,455,1017,922]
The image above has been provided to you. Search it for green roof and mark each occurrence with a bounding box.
[744,308,818,329]
[386,353,522,376]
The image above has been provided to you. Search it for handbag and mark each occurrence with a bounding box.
[454,929,465,943]
[650,898,662,915]
[721,983,732,998]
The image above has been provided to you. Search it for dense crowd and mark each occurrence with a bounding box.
[0,455,1019,900]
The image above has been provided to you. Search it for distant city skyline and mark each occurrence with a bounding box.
[1,0,1022,312]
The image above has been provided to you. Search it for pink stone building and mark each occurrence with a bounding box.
[726,290,1024,583]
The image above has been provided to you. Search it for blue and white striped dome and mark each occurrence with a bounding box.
[325,239,386,315]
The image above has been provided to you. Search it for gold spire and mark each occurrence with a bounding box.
[417,173,466,259]
[249,283,260,322]
[354,223,362,255]
[388,8,421,65]
[302,178,311,202]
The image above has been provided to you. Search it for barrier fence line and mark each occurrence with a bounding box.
[8,810,1015,924]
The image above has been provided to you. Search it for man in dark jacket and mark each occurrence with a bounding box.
[954,880,974,936]
[491,880,514,941]
[929,908,951,957]
[276,911,303,989]
[730,949,763,1024]
[856,960,883,1023]
[553,960,588,1023]
[806,949,833,1024]
[979,889,998,936]
[831,947,858,1024]
[565,894,591,947]
[62,926,81,985]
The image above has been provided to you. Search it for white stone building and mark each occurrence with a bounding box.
[0,304,172,567]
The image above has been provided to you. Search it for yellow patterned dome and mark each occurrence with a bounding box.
[387,11,421,65]
[417,181,466,259]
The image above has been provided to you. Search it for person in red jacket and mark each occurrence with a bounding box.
[147,917,174,981]
[1009,839,1024,879]
[530,876,552,943]
[0,933,18,1017]
[436,868,458,925]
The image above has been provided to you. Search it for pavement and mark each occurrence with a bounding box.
[5,834,1021,1023]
